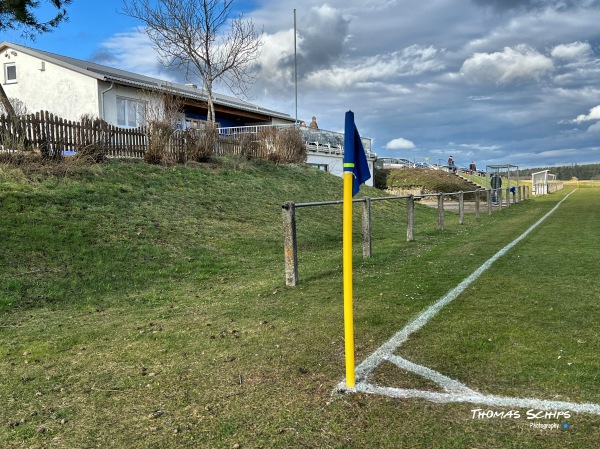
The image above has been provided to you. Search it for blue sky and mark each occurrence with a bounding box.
[4,0,600,169]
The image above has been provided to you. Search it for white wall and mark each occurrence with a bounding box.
[306,151,375,187]
[100,82,164,127]
[2,46,99,121]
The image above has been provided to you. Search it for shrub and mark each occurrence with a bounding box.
[374,168,391,189]
[184,122,217,162]
[144,121,174,165]
[74,115,109,163]
[256,127,306,164]
[236,132,258,159]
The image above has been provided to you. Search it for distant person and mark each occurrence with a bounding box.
[469,161,477,174]
[299,120,306,127]
[309,116,319,129]
[448,155,456,173]
[491,173,502,204]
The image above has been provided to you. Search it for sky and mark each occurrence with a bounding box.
[4,0,600,169]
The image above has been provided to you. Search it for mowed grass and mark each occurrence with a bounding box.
[1,160,599,448]
[399,187,600,398]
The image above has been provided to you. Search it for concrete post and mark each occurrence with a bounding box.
[505,187,511,207]
[407,195,415,242]
[362,197,372,258]
[282,202,298,287]
[487,189,492,215]
[474,189,480,219]
[459,191,465,225]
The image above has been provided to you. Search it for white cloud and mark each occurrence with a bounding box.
[256,29,295,86]
[457,143,502,151]
[587,122,600,133]
[551,41,592,60]
[385,138,416,150]
[305,45,445,89]
[573,105,600,123]
[460,45,554,85]
[97,29,169,78]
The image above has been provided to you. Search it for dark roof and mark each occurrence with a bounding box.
[0,41,293,122]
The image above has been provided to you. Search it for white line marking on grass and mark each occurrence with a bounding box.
[336,189,600,415]
[384,355,477,395]
[354,383,600,415]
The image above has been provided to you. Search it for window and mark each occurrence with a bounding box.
[117,97,146,128]
[4,63,16,84]
[308,163,329,172]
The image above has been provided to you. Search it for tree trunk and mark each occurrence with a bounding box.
[205,80,215,123]
[0,84,17,120]
[0,83,25,143]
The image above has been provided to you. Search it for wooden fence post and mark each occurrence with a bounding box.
[282,202,299,287]
[407,195,415,242]
[474,189,480,219]
[505,187,511,207]
[437,193,445,231]
[459,191,465,225]
[362,197,372,258]
[487,189,492,215]
[499,188,503,209]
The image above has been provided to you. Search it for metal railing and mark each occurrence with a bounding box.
[282,186,530,286]
[218,124,373,155]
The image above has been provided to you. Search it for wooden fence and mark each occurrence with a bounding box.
[282,186,531,286]
[0,111,298,161]
[0,111,147,158]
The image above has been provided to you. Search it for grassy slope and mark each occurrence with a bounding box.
[375,168,478,193]
[1,160,598,448]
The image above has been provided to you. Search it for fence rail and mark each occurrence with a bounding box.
[282,186,531,286]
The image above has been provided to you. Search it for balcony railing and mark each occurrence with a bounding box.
[218,124,373,156]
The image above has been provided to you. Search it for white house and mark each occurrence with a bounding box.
[1,41,376,184]
[0,41,294,128]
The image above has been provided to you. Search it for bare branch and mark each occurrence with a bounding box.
[121,0,262,122]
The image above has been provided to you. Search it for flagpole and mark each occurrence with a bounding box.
[343,110,370,389]
[343,111,356,389]
[343,169,355,388]
[294,9,298,124]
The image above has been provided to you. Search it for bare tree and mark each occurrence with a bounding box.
[122,0,263,123]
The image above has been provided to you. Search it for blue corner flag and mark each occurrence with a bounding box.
[343,111,371,196]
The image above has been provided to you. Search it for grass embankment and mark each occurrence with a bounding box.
[1,160,599,448]
[375,168,477,193]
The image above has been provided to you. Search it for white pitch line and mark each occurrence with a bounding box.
[384,354,477,395]
[354,382,600,415]
[335,189,600,415]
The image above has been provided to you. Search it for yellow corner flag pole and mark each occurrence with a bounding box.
[343,168,355,388]
[342,110,370,389]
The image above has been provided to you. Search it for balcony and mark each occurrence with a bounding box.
[218,124,374,158]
